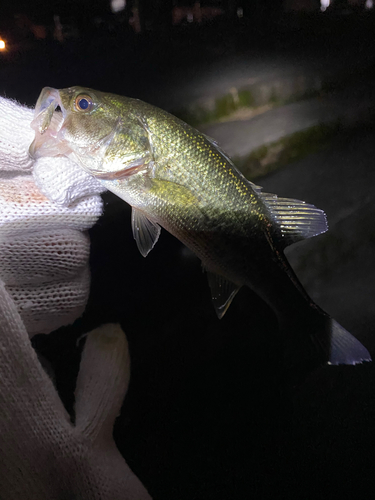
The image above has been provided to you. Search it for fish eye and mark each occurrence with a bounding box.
[74,94,93,112]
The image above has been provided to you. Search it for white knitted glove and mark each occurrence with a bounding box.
[0,97,105,335]
[0,280,152,499]
[0,97,152,498]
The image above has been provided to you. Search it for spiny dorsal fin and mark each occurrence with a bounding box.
[206,271,240,319]
[260,192,328,247]
[204,133,263,192]
[131,208,161,257]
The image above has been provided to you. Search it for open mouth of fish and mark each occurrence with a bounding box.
[29,87,150,180]
[29,87,71,159]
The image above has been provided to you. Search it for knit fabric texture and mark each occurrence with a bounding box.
[0,96,104,334]
[0,98,35,172]
[0,97,152,498]
[0,281,152,499]
[33,155,106,206]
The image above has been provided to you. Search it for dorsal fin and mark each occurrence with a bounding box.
[204,133,263,192]
[203,132,325,247]
[260,191,328,247]
[206,271,240,319]
[131,208,161,257]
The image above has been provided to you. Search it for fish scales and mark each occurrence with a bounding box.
[29,86,372,367]
[117,102,268,280]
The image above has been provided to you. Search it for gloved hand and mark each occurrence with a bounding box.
[0,280,152,499]
[0,97,152,498]
[0,96,105,335]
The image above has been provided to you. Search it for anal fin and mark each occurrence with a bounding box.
[206,271,240,319]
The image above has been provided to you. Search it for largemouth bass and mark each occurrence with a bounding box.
[29,86,371,366]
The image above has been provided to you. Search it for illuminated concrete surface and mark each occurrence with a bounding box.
[202,83,375,160]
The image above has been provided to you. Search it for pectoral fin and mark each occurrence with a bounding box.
[206,271,240,319]
[131,208,161,257]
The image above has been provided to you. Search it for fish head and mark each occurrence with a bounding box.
[29,86,152,178]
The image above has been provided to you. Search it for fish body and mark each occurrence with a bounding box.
[30,86,371,366]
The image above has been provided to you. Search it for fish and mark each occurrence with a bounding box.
[29,86,371,367]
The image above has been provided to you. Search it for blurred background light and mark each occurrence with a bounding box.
[321,0,330,11]
[111,0,126,14]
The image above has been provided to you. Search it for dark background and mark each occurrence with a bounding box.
[1,1,375,498]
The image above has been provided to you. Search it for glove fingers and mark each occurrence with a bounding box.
[74,324,131,441]
[7,266,91,335]
[0,278,70,422]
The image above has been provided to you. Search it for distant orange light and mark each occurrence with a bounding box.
[0,40,5,50]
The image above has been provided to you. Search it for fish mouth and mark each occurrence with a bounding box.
[29,87,70,159]
[29,87,151,179]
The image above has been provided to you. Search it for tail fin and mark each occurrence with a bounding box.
[328,319,371,365]
[283,315,371,373]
